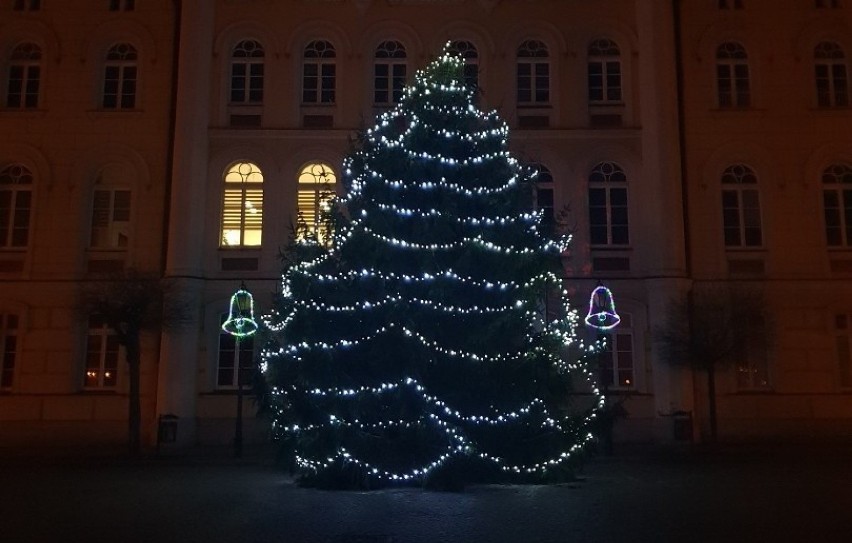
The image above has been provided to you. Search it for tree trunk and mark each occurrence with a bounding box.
[125,332,142,456]
[707,362,717,443]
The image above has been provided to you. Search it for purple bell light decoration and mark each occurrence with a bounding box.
[584,283,620,330]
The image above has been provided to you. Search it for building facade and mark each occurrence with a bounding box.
[0,0,850,450]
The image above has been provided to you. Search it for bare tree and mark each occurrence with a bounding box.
[79,269,189,455]
[654,283,772,441]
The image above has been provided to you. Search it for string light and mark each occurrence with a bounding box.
[262,49,605,484]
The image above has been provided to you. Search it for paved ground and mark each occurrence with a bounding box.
[1,443,851,543]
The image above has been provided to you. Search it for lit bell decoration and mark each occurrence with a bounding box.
[585,283,621,330]
[222,283,258,337]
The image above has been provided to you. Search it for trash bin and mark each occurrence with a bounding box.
[157,414,178,446]
[672,410,693,441]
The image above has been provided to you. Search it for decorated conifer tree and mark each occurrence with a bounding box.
[261,50,605,488]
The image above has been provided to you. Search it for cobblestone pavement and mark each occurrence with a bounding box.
[1,444,850,543]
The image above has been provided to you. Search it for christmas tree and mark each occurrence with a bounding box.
[261,50,605,488]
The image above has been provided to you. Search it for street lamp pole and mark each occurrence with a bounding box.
[222,282,258,459]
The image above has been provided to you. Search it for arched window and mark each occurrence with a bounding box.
[84,316,119,389]
[374,41,406,106]
[230,40,264,104]
[297,162,336,245]
[0,164,33,249]
[221,162,263,247]
[721,164,761,247]
[6,42,41,109]
[102,43,138,109]
[302,40,336,104]
[448,40,479,90]
[588,162,628,246]
[600,312,634,389]
[588,38,622,104]
[815,41,849,107]
[90,166,131,250]
[716,42,750,108]
[822,163,852,246]
[217,313,253,388]
[517,40,549,105]
[531,164,554,233]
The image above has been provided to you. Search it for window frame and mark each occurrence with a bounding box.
[89,186,132,250]
[84,317,120,390]
[13,0,41,11]
[815,41,849,108]
[822,163,852,247]
[598,313,635,390]
[735,316,771,391]
[716,42,751,108]
[302,40,336,105]
[229,39,265,105]
[587,38,622,105]
[0,164,34,250]
[373,40,407,107]
[721,164,762,248]
[220,161,264,248]
[296,162,336,246]
[531,164,555,234]
[6,42,42,109]
[109,0,135,11]
[216,313,255,389]
[588,162,629,247]
[516,39,550,106]
[448,40,479,91]
[835,313,852,388]
[102,42,138,110]
[0,313,19,391]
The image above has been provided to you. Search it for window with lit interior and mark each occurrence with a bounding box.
[374,41,407,106]
[0,164,33,250]
[517,40,550,105]
[587,38,622,104]
[302,40,336,104]
[815,41,849,107]
[588,162,629,246]
[716,42,750,108]
[221,161,263,248]
[102,43,138,109]
[296,162,336,246]
[230,40,264,104]
[6,42,41,109]
[84,316,119,389]
[721,164,762,247]
[822,163,852,246]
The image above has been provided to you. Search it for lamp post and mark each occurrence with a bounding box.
[222,282,258,458]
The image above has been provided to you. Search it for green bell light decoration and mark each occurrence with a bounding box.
[222,282,258,337]
[585,283,621,330]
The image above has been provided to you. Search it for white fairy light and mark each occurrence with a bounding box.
[261,48,605,484]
